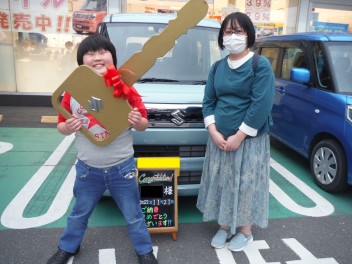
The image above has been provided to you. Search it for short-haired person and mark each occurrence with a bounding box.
[196,12,275,251]
[47,34,157,264]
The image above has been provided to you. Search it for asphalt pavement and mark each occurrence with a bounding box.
[1,216,351,263]
[0,106,57,128]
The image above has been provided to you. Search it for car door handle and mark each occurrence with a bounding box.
[276,86,285,94]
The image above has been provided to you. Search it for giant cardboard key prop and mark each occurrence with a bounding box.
[52,0,208,146]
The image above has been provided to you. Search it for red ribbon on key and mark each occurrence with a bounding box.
[103,65,140,99]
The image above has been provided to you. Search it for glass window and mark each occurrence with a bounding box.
[12,32,86,93]
[312,43,331,89]
[0,31,16,92]
[325,42,352,93]
[127,0,298,35]
[281,47,307,80]
[106,22,222,82]
[1,0,302,94]
[309,7,352,33]
[261,47,279,76]
[82,0,107,11]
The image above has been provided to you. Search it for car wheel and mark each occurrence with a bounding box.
[310,139,348,192]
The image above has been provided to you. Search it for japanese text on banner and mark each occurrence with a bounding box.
[1,0,73,33]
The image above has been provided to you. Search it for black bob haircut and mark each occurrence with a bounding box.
[76,34,117,67]
[218,12,256,50]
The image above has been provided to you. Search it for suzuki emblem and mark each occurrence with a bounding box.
[88,96,103,112]
[171,109,186,126]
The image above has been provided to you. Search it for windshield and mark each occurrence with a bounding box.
[325,42,352,94]
[81,0,106,11]
[105,22,223,83]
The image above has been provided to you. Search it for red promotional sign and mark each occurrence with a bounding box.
[1,0,74,33]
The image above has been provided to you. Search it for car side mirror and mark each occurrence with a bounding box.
[290,68,310,84]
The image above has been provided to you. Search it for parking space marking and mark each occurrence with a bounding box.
[0,135,75,229]
[99,249,116,264]
[57,241,339,264]
[96,246,158,264]
[0,134,337,229]
[0,142,13,154]
[216,239,338,264]
[270,158,334,217]
[243,240,280,264]
[215,246,237,264]
[283,238,338,264]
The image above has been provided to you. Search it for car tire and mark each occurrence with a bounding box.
[310,139,348,192]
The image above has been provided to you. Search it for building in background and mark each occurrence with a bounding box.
[0,0,351,98]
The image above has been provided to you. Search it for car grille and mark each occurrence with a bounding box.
[134,145,205,184]
[137,104,205,184]
[178,171,202,184]
[74,14,90,19]
[146,106,204,128]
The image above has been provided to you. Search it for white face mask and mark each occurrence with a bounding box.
[223,34,247,54]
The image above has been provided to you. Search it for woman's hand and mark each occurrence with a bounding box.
[208,124,227,150]
[225,130,247,151]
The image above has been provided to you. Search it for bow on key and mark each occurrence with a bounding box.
[103,65,140,99]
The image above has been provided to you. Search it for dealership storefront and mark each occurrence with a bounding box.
[0,0,351,101]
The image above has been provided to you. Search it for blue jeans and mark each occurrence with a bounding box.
[58,157,153,255]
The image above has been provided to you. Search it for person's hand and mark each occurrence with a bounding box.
[225,131,246,151]
[128,108,148,131]
[128,108,142,126]
[208,124,227,150]
[64,114,82,134]
[225,135,242,151]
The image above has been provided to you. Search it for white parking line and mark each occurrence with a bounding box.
[67,242,338,264]
[0,135,75,229]
[0,139,335,229]
[215,246,237,264]
[0,142,13,154]
[215,239,338,264]
[243,240,280,264]
[283,238,338,264]
[270,158,334,217]
[97,246,158,264]
[99,248,116,264]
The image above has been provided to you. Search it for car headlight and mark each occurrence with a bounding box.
[348,105,352,123]
[89,14,96,19]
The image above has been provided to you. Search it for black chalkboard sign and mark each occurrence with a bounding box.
[137,158,180,240]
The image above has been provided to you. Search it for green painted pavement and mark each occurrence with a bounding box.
[0,128,351,231]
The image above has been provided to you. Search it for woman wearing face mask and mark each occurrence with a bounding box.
[196,12,275,252]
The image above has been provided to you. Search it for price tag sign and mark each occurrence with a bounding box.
[245,0,271,23]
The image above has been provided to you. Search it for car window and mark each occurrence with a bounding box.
[261,47,279,76]
[281,47,307,80]
[105,22,222,82]
[325,42,352,94]
[312,43,331,89]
